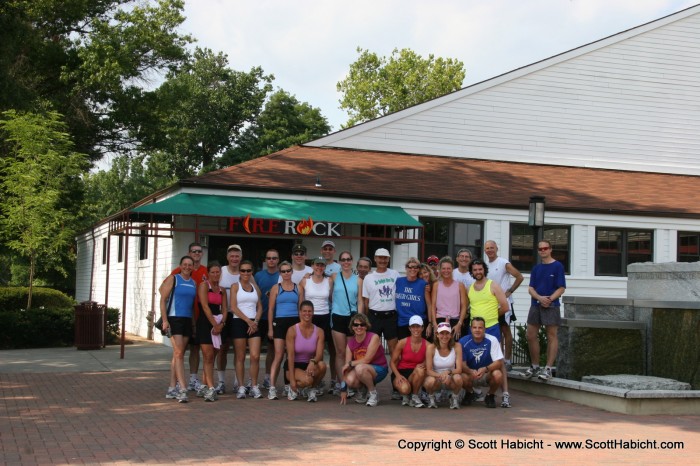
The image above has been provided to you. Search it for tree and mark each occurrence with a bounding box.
[337,47,466,127]
[221,89,331,166]
[0,110,88,309]
[137,47,273,178]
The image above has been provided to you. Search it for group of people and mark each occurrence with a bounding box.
[158,238,566,409]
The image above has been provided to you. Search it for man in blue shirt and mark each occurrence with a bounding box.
[524,240,566,382]
[459,317,505,408]
[255,249,280,389]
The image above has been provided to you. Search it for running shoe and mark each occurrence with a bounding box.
[366,390,378,407]
[538,367,553,381]
[196,385,208,398]
[354,388,368,404]
[501,392,512,408]
[401,395,410,406]
[215,381,226,395]
[410,394,424,408]
[461,391,475,406]
[450,393,460,410]
[250,385,263,399]
[236,386,247,399]
[391,390,402,400]
[262,376,271,390]
[204,387,218,402]
[485,394,496,408]
[165,387,178,399]
[427,395,438,409]
[268,386,278,400]
[176,389,188,403]
[187,378,199,392]
[523,366,540,379]
[308,388,318,402]
[287,388,298,401]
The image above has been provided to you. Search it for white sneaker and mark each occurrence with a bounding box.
[428,395,437,409]
[196,385,208,397]
[250,385,263,399]
[176,389,188,403]
[268,386,278,400]
[355,388,368,404]
[410,394,424,408]
[401,395,410,406]
[165,387,178,399]
[307,388,318,402]
[366,390,378,407]
[450,393,460,410]
[236,386,247,399]
[283,384,290,396]
[287,388,298,401]
[187,378,199,391]
[501,391,512,408]
[215,381,225,395]
[204,387,218,402]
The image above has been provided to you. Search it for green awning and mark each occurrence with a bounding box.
[132,193,422,227]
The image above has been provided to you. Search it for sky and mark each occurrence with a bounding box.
[180,0,698,132]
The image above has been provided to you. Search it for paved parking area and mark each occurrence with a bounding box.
[1,339,698,465]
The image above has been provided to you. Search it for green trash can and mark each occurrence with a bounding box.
[74,301,106,350]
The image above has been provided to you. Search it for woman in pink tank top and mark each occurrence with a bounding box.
[389,315,428,408]
[430,256,467,340]
[285,300,327,402]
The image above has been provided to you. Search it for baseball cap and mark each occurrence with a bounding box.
[312,256,326,265]
[436,322,452,333]
[227,244,242,253]
[321,240,336,248]
[374,248,391,257]
[426,255,439,265]
[292,244,307,254]
[408,315,424,327]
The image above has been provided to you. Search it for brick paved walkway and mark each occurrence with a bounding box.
[2,368,698,465]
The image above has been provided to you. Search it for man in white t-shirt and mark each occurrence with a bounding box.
[362,248,400,354]
[485,240,523,372]
[453,248,475,289]
[290,243,312,284]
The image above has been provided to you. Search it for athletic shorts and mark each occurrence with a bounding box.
[273,316,299,340]
[498,304,515,325]
[331,313,353,336]
[368,310,398,341]
[168,316,192,338]
[371,364,389,384]
[284,361,311,372]
[527,305,562,327]
[231,318,261,339]
[312,314,331,338]
[196,313,223,345]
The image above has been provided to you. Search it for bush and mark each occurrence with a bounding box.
[105,307,120,345]
[0,307,74,349]
[0,286,75,309]
[515,324,548,367]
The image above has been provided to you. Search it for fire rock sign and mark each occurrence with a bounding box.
[228,215,342,237]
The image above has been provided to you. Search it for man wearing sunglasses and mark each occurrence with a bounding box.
[255,249,281,389]
[171,242,208,392]
[320,240,341,276]
[291,244,312,284]
[524,240,566,382]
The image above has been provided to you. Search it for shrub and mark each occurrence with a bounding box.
[0,307,74,349]
[0,286,74,309]
[105,307,121,345]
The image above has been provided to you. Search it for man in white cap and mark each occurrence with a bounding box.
[362,248,400,354]
[320,240,341,276]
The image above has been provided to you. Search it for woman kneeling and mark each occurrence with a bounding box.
[285,300,327,402]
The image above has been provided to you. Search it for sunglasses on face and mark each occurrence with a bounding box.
[352,322,367,327]
[266,256,279,260]
[240,269,253,273]
[339,257,353,262]
[280,269,292,273]
[190,249,203,253]
[293,252,305,256]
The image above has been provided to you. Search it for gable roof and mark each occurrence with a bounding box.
[308,4,700,176]
[182,145,700,219]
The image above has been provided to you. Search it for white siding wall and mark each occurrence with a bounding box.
[314,12,700,175]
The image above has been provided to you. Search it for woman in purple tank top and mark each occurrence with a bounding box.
[285,300,327,402]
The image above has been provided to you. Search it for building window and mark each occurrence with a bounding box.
[420,217,483,261]
[595,228,653,276]
[510,224,570,273]
[678,231,700,262]
[138,229,148,261]
[117,235,124,263]
[102,238,107,265]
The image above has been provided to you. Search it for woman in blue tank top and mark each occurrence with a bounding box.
[266,261,300,399]
[160,255,197,403]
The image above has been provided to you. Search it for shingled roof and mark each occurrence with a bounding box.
[181,145,700,218]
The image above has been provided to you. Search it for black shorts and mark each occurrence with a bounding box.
[196,313,224,345]
[312,314,331,337]
[284,361,310,372]
[168,316,192,338]
[231,318,261,339]
[368,310,398,341]
[222,312,234,341]
[273,316,299,340]
[331,314,353,336]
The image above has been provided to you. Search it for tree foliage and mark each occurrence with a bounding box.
[221,89,331,166]
[0,110,88,308]
[337,47,466,127]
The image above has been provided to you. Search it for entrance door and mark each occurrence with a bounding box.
[209,236,295,271]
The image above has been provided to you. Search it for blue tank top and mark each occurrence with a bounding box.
[332,272,359,316]
[168,274,196,318]
[275,283,299,318]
